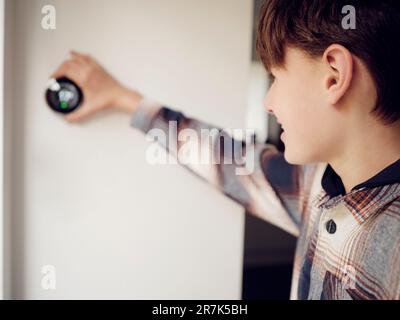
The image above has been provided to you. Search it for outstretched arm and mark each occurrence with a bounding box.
[51,50,320,237]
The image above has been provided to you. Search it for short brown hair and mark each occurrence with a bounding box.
[256,0,400,124]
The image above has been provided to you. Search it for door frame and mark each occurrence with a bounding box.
[0,0,6,300]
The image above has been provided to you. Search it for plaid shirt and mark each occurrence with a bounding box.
[130,98,400,300]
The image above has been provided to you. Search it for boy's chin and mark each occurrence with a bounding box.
[283,147,313,165]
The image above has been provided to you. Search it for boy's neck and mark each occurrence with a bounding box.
[329,120,400,194]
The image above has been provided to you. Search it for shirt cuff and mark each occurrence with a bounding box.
[130,97,163,133]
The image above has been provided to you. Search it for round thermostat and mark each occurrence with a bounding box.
[45,77,83,114]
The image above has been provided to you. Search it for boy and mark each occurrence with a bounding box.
[51,0,400,299]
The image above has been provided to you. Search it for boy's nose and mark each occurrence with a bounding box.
[263,87,275,115]
[263,96,274,115]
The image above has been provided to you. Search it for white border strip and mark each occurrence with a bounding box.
[0,0,5,300]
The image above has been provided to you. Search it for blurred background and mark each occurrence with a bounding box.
[1,0,295,299]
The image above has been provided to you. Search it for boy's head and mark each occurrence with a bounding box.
[256,0,400,165]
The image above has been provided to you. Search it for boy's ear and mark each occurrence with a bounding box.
[322,44,353,105]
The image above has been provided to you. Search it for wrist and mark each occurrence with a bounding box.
[112,86,143,114]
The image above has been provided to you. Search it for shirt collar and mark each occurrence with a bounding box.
[317,159,400,224]
[315,183,400,224]
[321,158,400,198]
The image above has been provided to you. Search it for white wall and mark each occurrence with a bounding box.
[4,0,253,299]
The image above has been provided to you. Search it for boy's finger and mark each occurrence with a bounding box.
[64,104,94,122]
[70,50,92,64]
[70,50,87,58]
[50,60,77,78]
[70,51,86,62]
[50,60,84,85]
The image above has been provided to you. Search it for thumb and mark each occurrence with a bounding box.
[64,103,98,122]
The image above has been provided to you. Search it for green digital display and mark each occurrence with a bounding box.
[60,101,69,109]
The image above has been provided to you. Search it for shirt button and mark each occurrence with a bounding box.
[326,219,337,234]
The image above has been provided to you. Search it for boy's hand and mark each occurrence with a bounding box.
[50,50,143,122]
